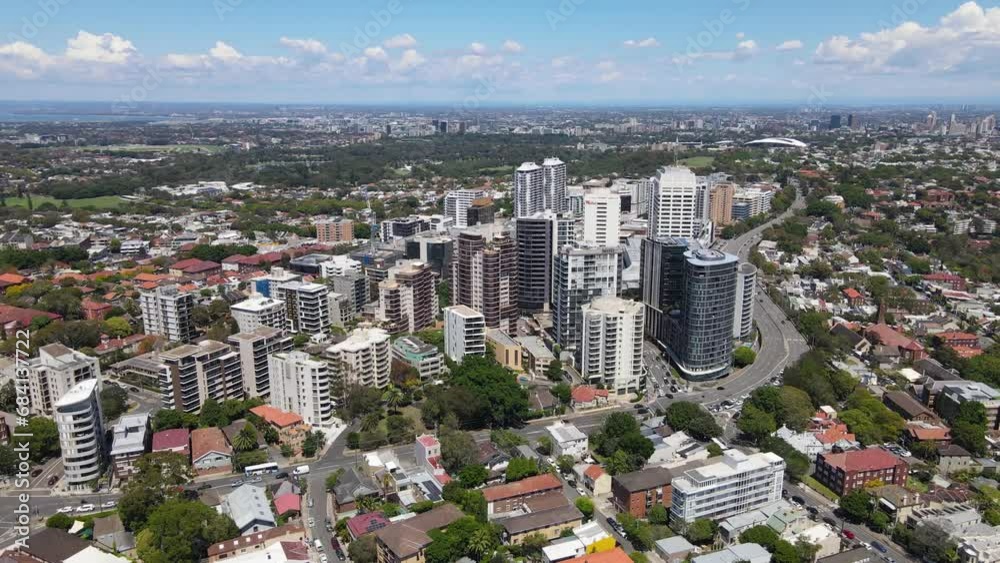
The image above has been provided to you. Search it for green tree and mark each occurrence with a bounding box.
[0,445,17,476]
[137,499,239,563]
[551,382,572,405]
[536,436,553,456]
[152,409,198,431]
[0,380,16,412]
[575,496,595,520]
[458,464,489,489]
[348,534,377,563]
[546,358,564,382]
[46,513,74,530]
[839,489,873,523]
[382,385,404,414]
[648,504,670,525]
[198,398,227,428]
[685,518,718,544]
[119,452,193,531]
[20,417,59,462]
[232,424,258,452]
[103,316,133,338]
[739,525,780,549]
[663,402,722,440]
[737,403,777,443]
[440,428,478,473]
[734,346,757,367]
[100,384,129,421]
[506,457,540,482]
[557,454,575,474]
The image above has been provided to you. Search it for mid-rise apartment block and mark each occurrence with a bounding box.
[109,412,150,483]
[139,285,195,342]
[315,219,354,244]
[378,261,438,334]
[55,379,106,490]
[444,188,487,228]
[231,295,287,333]
[814,449,908,496]
[452,232,518,333]
[325,327,391,390]
[268,351,334,427]
[670,450,785,523]
[227,327,294,398]
[580,296,645,395]
[156,340,244,413]
[391,336,444,381]
[275,281,331,334]
[26,343,101,415]
[553,245,621,358]
[444,305,486,362]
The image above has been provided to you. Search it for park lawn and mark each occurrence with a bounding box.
[678,156,715,168]
[801,475,840,501]
[4,195,125,209]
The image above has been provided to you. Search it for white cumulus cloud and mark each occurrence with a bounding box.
[776,39,804,51]
[65,31,136,64]
[623,37,660,48]
[468,42,487,54]
[502,40,524,53]
[383,34,418,49]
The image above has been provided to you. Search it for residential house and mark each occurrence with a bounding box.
[574,464,612,496]
[206,524,306,563]
[500,504,584,544]
[373,504,464,563]
[814,448,907,496]
[151,428,190,459]
[937,444,975,475]
[93,514,136,554]
[547,421,588,460]
[570,385,609,410]
[347,512,390,540]
[221,484,277,536]
[483,473,564,518]
[191,427,233,475]
[883,391,940,423]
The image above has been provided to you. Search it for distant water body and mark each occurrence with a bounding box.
[0,113,167,123]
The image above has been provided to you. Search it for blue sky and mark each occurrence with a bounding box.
[2,0,999,105]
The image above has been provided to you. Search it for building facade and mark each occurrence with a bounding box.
[326,327,392,390]
[316,219,354,244]
[275,281,331,334]
[377,261,438,334]
[580,296,645,395]
[227,327,294,398]
[582,188,621,247]
[26,343,101,415]
[55,379,106,490]
[269,351,335,427]
[670,450,785,523]
[139,285,195,343]
[231,295,288,334]
[444,188,487,228]
[814,449,908,496]
[158,340,245,413]
[553,245,621,359]
[650,166,700,239]
[733,263,757,340]
[444,305,486,362]
[452,232,518,333]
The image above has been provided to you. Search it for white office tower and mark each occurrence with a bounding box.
[515,162,545,217]
[55,379,106,490]
[325,327,391,390]
[582,188,621,247]
[275,281,331,334]
[444,188,487,228]
[670,450,785,523]
[733,263,757,340]
[228,327,294,398]
[553,245,621,358]
[139,284,195,343]
[543,157,568,213]
[231,295,287,333]
[268,351,334,427]
[256,267,301,298]
[650,166,699,239]
[580,297,645,395]
[26,343,101,415]
[318,255,363,279]
[444,305,486,362]
[612,178,655,218]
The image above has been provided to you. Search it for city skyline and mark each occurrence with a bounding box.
[2,0,1000,105]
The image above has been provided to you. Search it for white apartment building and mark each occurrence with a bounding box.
[733,263,757,340]
[139,285,195,342]
[444,188,487,228]
[444,305,486,362]
[157,340,244,413]
[227,327,294,398]
[650,166,700,239]
[582,188,621,247]
[670,450,785,524]
[553,245,621,357]
[231,295,287,333]
[269,351,334,427]
[26,344,101,416]
[318,255,363,278]
[732,187,773,219]
[275,281,331,334]
[325,327,391,390]
[55,378,106,490]
[515,162,545,218]
[580,296,645,396]
[543,157,568,213]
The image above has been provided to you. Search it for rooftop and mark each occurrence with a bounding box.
[373,503,463,559]
[482,473,562,502]
[819,448,904,473]
[612,467,673,492]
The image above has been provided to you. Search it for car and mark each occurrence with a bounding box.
[872,541,887,553]
[30,468,43,477]
[47,474,60,486]
[319,555,328,563]
[198,482,212,490]
[843,530,855,540]
[806,506,819,515]
[251,476,262,483]
[102,500,117,509]
[576,487,587,496]
[546,458,555,466]
[308,517,316,527]
[716,386,725,391]
[781,489,789,498]
[823,517,838,527]
[665,393,674,399]
[308,497,314,508]
[791,495,806,506]
[231,479,243,487]
[275,472,289,479]
[859,542,872,551]
[76,504,95,513]
[57,506,75,514]
[331,539,341,550]
[129,386,140,393]
[606,516,618,529]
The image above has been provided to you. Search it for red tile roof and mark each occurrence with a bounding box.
[273,493,301,516]
[563,548,633,563]
[0,305,61,328]
[482,473,562,502]
[250,405,304,428]
[151,428,190,452]
[571,385,609,404]
[584,465,606,480]
[843,288,863,300]
[346,512,389,538]
[191,427,232,462]
[820,448,904,472]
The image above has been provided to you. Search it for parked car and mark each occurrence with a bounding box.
[275,472,289,479]
[197,483,212,490]
[230,479,243,487]
[57,506,75,514]
[843,530,855,540]
[806,506,819,516]
[129,386,140,393]
[872,541,887,553]
[823,517,838,527]
[76,504,95,513]
[791,495,806,506]
[30,468,42,478]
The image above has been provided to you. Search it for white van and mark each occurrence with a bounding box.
[314,538,324,551]
[293,465,310,476]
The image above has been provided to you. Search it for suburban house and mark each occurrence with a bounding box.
[220,484,277,536]
[191,427,233,475]
[373,504,464,563]
[546,421,589,460]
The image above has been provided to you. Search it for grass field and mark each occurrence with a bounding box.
[678,156,715,168]
[5,195,125,209]
[71,144,223,154]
